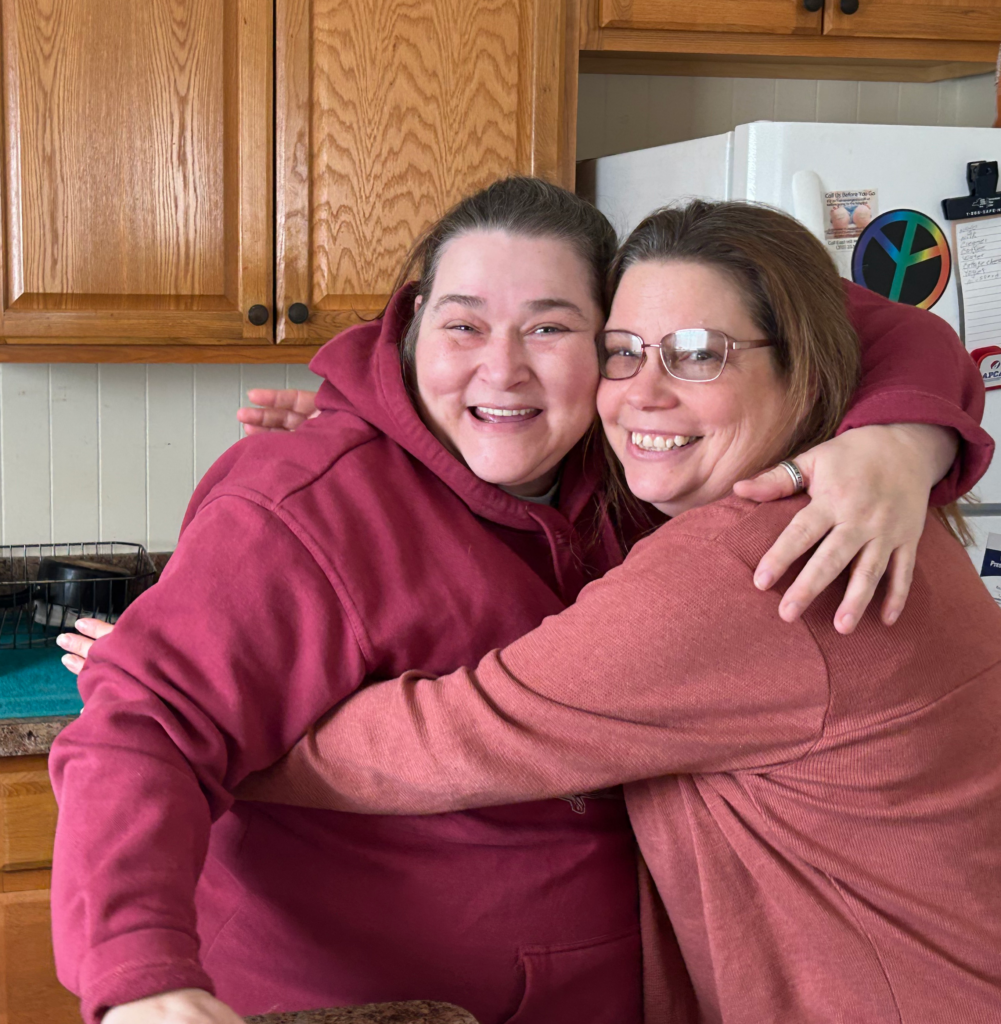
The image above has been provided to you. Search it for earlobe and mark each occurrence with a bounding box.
[414,295,423,315]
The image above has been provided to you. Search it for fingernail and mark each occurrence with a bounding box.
[755,571,773,590]
[782,601,801,620]
[60,654,73,667]
[56,634,69,649]
[840,614,855,632]
[885,610,899,626]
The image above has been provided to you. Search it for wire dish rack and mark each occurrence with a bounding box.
[0,542,156,649]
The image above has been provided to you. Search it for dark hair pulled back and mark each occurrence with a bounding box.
[391,176,618,376]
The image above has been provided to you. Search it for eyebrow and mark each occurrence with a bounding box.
[524,297,585,316]
[432,294,586,317]
[433,294,485,311]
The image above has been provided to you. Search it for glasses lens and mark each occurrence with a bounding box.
[599,332,643,379]
[664,329,726,381]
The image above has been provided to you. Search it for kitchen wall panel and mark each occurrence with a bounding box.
[576,71,997,159]
[0,363,322,551]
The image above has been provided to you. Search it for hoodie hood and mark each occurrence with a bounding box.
[309,286,604,532]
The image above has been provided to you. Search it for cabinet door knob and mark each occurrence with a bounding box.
[288,303,310,324]
[839,0,859,12]
[247,304,269,326]
[802,0,823,11]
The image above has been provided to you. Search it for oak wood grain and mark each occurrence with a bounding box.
[275,0,575,343]
[0,0,272,344]
[578,51,996,82]
[599,0,822,35]
[0,756,55,874]
[823,0,1001,42]
[0,888,80,1024]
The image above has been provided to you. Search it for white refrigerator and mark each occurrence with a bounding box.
[585,121,1001,595]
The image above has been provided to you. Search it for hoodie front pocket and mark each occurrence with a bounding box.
[504,927,643,1024]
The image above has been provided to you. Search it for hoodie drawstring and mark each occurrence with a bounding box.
[526,508,567,600]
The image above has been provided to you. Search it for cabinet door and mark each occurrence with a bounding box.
[0,756,56,873]
[0,0,272,345]
[823,0,1001,41]
[0,889,80,1024]
[598,0,822,35]
[275,0,577,342]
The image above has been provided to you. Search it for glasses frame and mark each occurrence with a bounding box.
[598,329,775,383]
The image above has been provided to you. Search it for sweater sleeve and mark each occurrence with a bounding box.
[237,515,830,815]
[48,496,367,1024]
[842,281,992,504]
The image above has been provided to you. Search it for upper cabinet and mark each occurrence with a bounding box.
[822,0,1001,42]
[0,0,272,350]
[0,0,576,360]
[275,0,575,343]
[597,0,822,36]
[581,0,1001,80]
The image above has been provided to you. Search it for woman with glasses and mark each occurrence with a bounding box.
[49,181,990,1024]
[242,201,1001,1024]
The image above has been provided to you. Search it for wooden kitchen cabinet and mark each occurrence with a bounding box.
[275,0,578,342]
[822,0,1001,42]
[0,755,78,1024]
[0,0,578,360]
[0,0,273,356]
[581,0,1000,81]
[597,0,822,36]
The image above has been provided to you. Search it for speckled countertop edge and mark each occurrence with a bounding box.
[0,714,75,756]
[244,1002,478,1024]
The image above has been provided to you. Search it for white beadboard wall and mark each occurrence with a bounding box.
[0,363,322,551]
[0,72,995,552]
[577,72,997,159]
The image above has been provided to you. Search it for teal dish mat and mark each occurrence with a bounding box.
[0,647,83,719]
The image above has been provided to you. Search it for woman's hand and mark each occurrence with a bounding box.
[236,388,319,435]
[734,423,958,634]
[55,618,114,674]
[102,989,244,1024]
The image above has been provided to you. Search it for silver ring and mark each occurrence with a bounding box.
[778,459,805,493]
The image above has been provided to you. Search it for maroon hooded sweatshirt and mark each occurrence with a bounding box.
[49,283,990,1024]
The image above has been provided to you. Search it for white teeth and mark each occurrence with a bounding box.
[630,431,698,451]
[476,407,537,418]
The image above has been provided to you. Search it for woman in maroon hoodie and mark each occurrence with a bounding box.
[50,179,989,1024]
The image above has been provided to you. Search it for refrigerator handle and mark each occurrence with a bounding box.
[792,170,826,242]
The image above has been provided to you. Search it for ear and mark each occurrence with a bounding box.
[414,294,423,315]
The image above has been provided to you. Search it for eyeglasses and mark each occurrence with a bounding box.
[598,329,774,383]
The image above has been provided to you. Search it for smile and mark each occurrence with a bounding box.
[630,431,700,451]
[470,406,542,423]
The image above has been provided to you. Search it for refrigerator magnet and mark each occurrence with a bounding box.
[972,346,1001,390]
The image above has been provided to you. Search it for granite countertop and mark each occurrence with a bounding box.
[245,1002,478,1024]
[0,713,74,756]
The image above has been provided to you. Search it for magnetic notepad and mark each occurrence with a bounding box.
[954,215,1001,348]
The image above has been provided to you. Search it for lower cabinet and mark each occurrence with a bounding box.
[0,885,80,1024]
[0,755,80,1023]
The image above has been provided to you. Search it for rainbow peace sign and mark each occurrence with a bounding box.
[851,209,951,310]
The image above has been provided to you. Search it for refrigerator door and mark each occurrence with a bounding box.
[590,132,733,240]
[732,121,1001,341]
[960,511,1001,607]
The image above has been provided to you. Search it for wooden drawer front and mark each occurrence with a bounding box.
[599,0,823,35]
[0,889,81,1024]
[823,0,1001,41]
[0,757,57,874]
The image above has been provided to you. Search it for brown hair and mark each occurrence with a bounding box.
[388,176,618,379]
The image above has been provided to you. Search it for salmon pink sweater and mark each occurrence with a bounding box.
[51,283,991,1023]
[243,497,1001,1024]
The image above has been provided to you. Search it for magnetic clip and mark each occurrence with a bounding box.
[942,161,1001,220]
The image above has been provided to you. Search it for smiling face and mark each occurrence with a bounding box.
[413,230,604,497]
[597,260,797,516]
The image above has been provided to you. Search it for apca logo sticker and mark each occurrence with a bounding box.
[851,209,951,309]
[972,347,1001,391]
